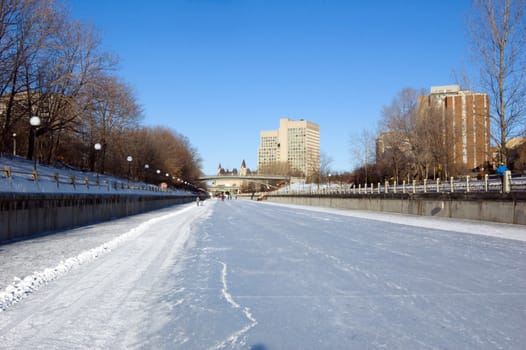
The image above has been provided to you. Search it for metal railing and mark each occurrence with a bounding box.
[277,172,526,196]
[1,165,171,194]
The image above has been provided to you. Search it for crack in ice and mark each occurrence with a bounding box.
[210,261,257,349]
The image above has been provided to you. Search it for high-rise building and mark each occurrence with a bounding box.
[258,118,320,177]
[419,85,491,170]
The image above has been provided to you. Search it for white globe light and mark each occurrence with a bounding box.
[29,116,41,127]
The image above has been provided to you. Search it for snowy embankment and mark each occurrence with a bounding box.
[0,204,195,312]
[0,155,186,195]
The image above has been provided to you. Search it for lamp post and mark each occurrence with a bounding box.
[93,143,102,183]
[155,169,160,188]
[144,164,149,182]
[94,142,101,171]
[29,116,41,172]
[12,133,16,156]
[126,155,133,186]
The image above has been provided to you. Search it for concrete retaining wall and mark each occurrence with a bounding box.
[0,193,195,242]
[264,192,526,225]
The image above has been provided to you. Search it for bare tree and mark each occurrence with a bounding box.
[469,0,526,164]
[378,88,425,181]
[319,151,333,176]
[0,0,65,156]
[0,0,23,147]
[132,127,202,185]
[78,75,141,173]
[376,130,413,182]
[0,0,118,167]
[36,20,117,165]
[349,129,376,182]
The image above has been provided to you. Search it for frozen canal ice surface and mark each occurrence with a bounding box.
[1,199,525,349]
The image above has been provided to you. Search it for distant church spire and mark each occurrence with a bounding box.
[240,160,247,176]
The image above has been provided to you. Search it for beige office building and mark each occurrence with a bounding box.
[258,118,320,177]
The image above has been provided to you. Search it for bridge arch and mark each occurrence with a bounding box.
[198,175,289,194]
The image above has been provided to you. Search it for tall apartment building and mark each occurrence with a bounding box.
[258,118,320,177]
[419,85,491,170]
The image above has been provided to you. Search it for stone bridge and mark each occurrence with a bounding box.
[198,174,290,194]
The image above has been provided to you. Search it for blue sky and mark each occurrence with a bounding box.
[68,0,473,175]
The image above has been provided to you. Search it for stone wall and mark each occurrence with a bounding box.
[263,192,526,225]
[0,193,195,242]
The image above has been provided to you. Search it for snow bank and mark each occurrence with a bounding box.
[0,205,194,312]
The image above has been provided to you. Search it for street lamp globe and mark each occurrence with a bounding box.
[94,143,102,151]
[30,116,41,127]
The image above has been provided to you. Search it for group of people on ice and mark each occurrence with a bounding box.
[215,191,235,201]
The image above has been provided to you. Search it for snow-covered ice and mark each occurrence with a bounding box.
[1,198,525,349]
